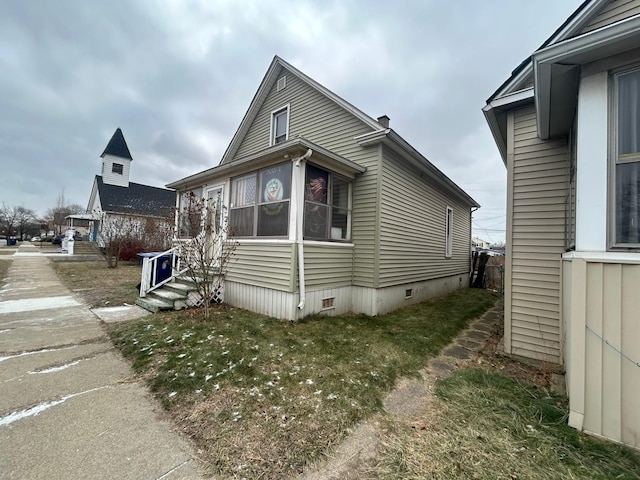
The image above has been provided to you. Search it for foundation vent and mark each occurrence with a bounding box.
[321,297,335,310]
[405,289,413,299]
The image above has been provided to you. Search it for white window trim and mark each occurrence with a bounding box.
[270,104,290,146]
[445,206,453,258]
[609,66,640,250]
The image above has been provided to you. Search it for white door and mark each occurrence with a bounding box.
[205,185,224,263]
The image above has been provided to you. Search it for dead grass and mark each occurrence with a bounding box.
[355,368,640,479]
[51,260,141,308]
[108,288,498,478]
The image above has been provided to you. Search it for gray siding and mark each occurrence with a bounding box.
[508,106,569,362]
[581,0,640,34]
[352,145,381,288]
[378,145,471,288]
[302,244,353,290]
[226,242,294,291]
[233,68,381,288]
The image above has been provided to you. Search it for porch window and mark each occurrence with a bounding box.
[613,68,640,246]
[304,164,351,241]
[177,188,203,238]
[229,162,291,237]
[271,105,289,145]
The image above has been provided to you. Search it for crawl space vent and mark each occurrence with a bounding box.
[321,297,335,310]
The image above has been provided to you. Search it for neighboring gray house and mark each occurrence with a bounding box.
[167,56,478,320]
[87,128,175,243]
[484,0,640,449]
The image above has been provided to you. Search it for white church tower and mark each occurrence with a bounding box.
[100,127,132,187]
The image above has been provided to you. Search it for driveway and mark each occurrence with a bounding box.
[0,244,203,479]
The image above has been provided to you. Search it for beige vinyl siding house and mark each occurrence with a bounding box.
[507,106,569,362]
[167,56,478,321]
[484,0,640,449]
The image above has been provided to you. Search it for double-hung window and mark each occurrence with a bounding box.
[229,162,292,237]
[271,105,289,145]
[613,68,640,247]
[304,164,351,241]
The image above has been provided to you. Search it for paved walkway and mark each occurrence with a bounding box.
[0,244,203,480]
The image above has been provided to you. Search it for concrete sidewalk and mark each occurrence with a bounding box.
[0,244,203,480]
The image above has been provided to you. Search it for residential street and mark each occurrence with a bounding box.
[0,244,203,480]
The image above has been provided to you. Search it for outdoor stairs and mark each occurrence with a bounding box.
[72,241,101,255]
[135,278,202,313]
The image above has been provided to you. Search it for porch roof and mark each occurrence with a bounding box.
[166,137,367,190]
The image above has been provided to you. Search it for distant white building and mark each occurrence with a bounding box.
[472,237,490,250]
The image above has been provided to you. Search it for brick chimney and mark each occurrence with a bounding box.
[377,115,390,128]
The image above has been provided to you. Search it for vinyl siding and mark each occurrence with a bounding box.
[226,242,294,291]
[507,106,569,362]
[231,68,380,288]
[302,243,353,290]
[580,0,640,34]
[378,145,471,288]
[564,257,640,449]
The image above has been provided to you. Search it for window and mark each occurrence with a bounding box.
[613,68,640,246]
[271,105,289,145]
[112,163,123,175]
[177,188,203,238]
[445,206,453,258]
[229,162,291,237]
[304,164,351,241]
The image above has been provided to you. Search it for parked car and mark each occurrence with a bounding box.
[31,236,41,242]
[51,235,64,245]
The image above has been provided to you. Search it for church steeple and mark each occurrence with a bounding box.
[100,128,132,187]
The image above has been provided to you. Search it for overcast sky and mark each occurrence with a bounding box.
[1,0,583,243]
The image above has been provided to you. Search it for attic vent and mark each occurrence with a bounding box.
[277,76,287,92]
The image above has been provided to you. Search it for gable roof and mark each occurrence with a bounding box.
[483,0,640,162]
[101,128,133,160]
[95,175,174,217]
[179,55,477,207]
[220,56,383,166]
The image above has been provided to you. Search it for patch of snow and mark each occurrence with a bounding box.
[0,296,81,314]
[0,346,75,363]
[0,386,109,426]
[28,360,81,375]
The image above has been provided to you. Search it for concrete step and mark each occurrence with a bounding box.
[163,282,196,296]
[135,297,173,313]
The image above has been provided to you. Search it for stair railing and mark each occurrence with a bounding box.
[139,247,188,297]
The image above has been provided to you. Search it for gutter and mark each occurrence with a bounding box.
[294,149,313,311]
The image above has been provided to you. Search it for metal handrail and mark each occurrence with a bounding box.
[139,247,188,297]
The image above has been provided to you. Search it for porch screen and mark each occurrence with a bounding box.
[229,162,291,237]
[304,164,351,241]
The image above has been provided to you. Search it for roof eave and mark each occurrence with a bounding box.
[167,138,366,190]
[534,14,640,139]
[356,129,479,208]
[487,0,608,103]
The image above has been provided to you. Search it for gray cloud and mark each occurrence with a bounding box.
[0,0,583,242]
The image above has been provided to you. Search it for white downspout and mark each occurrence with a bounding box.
[295,149,312,310]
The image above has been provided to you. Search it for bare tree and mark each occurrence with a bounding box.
[0,203,20,239]
[177,192,236,318]
[95,213,141,268]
